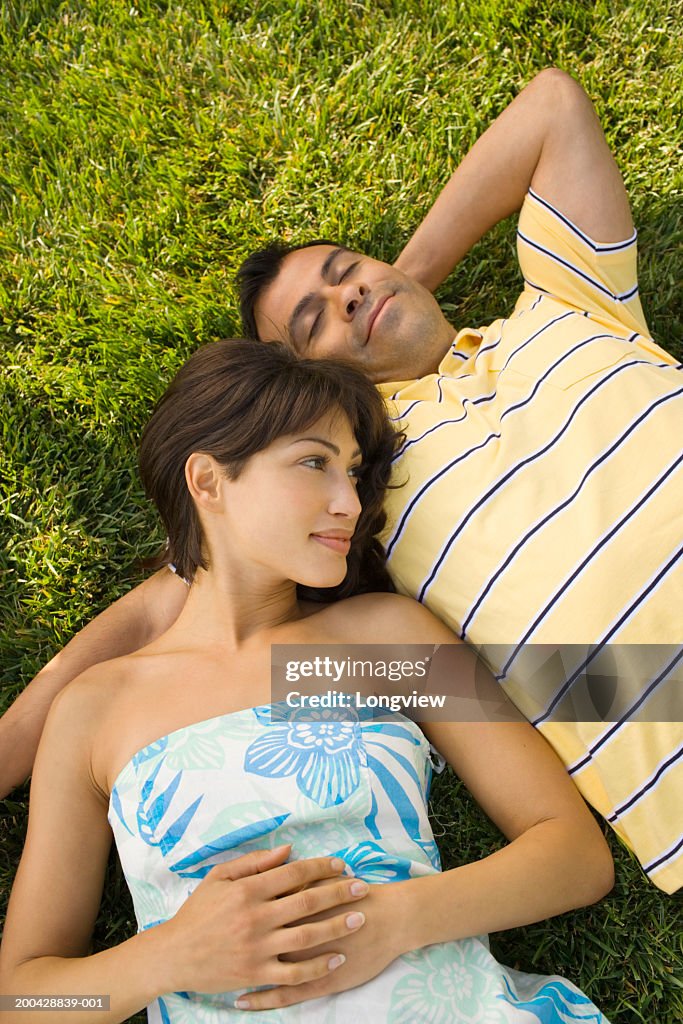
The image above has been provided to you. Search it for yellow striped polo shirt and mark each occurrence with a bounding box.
[379,189,683,894]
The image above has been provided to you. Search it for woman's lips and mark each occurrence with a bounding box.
[311,534,352,555]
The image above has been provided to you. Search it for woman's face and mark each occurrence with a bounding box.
[215,410,364,589]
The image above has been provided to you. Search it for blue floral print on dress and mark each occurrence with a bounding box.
[244,706,366,808]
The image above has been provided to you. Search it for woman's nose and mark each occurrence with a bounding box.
[329,475,362,518]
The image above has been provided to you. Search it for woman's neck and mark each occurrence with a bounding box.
[167,565,303,651]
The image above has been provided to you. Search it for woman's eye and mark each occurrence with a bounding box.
[302,455,328,470]
[348,464,363,481]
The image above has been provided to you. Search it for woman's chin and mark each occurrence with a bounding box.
[296,568,348,591]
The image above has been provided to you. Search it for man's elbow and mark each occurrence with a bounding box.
[589,848,615,904]
[574,832,615,907]
[528,67,593,119]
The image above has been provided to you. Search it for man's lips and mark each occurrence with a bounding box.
[364,295,393,345]
[311,532,353,554]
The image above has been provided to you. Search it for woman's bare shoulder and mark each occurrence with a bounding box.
[47,653,150,761]
[314,592,460,645]
[49,652,162,795]
[53,652,141,716]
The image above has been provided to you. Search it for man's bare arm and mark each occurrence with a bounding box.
[0,568,188,799]
[395,68,633,291]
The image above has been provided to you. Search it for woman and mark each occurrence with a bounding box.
[0,340,613,1023]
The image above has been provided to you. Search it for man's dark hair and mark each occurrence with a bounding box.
[237,240,344,341]
[139,338,402,599]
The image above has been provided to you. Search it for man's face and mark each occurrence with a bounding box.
[254,245,455,383]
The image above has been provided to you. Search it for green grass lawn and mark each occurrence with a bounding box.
[1,1,682,1021]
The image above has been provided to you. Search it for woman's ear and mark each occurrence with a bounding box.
[185,453,224,512]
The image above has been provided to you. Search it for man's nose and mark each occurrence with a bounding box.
[335,281,368,321]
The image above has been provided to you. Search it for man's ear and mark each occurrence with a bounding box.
[185,453,224,512]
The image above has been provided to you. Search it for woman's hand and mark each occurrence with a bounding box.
[156,844,369,996]
[232,879,411,1012]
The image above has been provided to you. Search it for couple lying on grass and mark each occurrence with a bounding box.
[1,69,680,1022]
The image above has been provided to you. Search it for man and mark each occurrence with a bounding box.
[2,69,681,892]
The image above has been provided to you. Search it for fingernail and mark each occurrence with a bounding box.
[330,857,345,871]
[234,998,250,1009]
[350,880,368,896]
[346,911,365,929]
[328,954,346,971]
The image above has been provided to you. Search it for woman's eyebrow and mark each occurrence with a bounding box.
[288,248,351,342]
[289,436,362,458]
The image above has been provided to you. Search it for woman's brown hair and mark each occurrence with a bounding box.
[138,339,403,600]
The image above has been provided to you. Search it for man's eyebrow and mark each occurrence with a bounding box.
[290,436,362,458]
[320,246,349,280]
[287,247,350,344]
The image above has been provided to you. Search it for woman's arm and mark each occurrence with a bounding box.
[0,673,371,1023]
[240,724,613,1013]
[407,716,615,939]
[0,676,156,1022]
[0,568,188,799]
[236,595,613,1012]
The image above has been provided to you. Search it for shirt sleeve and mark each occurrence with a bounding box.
[516,188,651,338]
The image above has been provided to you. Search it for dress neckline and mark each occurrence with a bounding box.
[108,701,423,802]
[109,705,260,798]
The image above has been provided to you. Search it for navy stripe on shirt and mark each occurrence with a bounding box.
[527,188,637,252]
